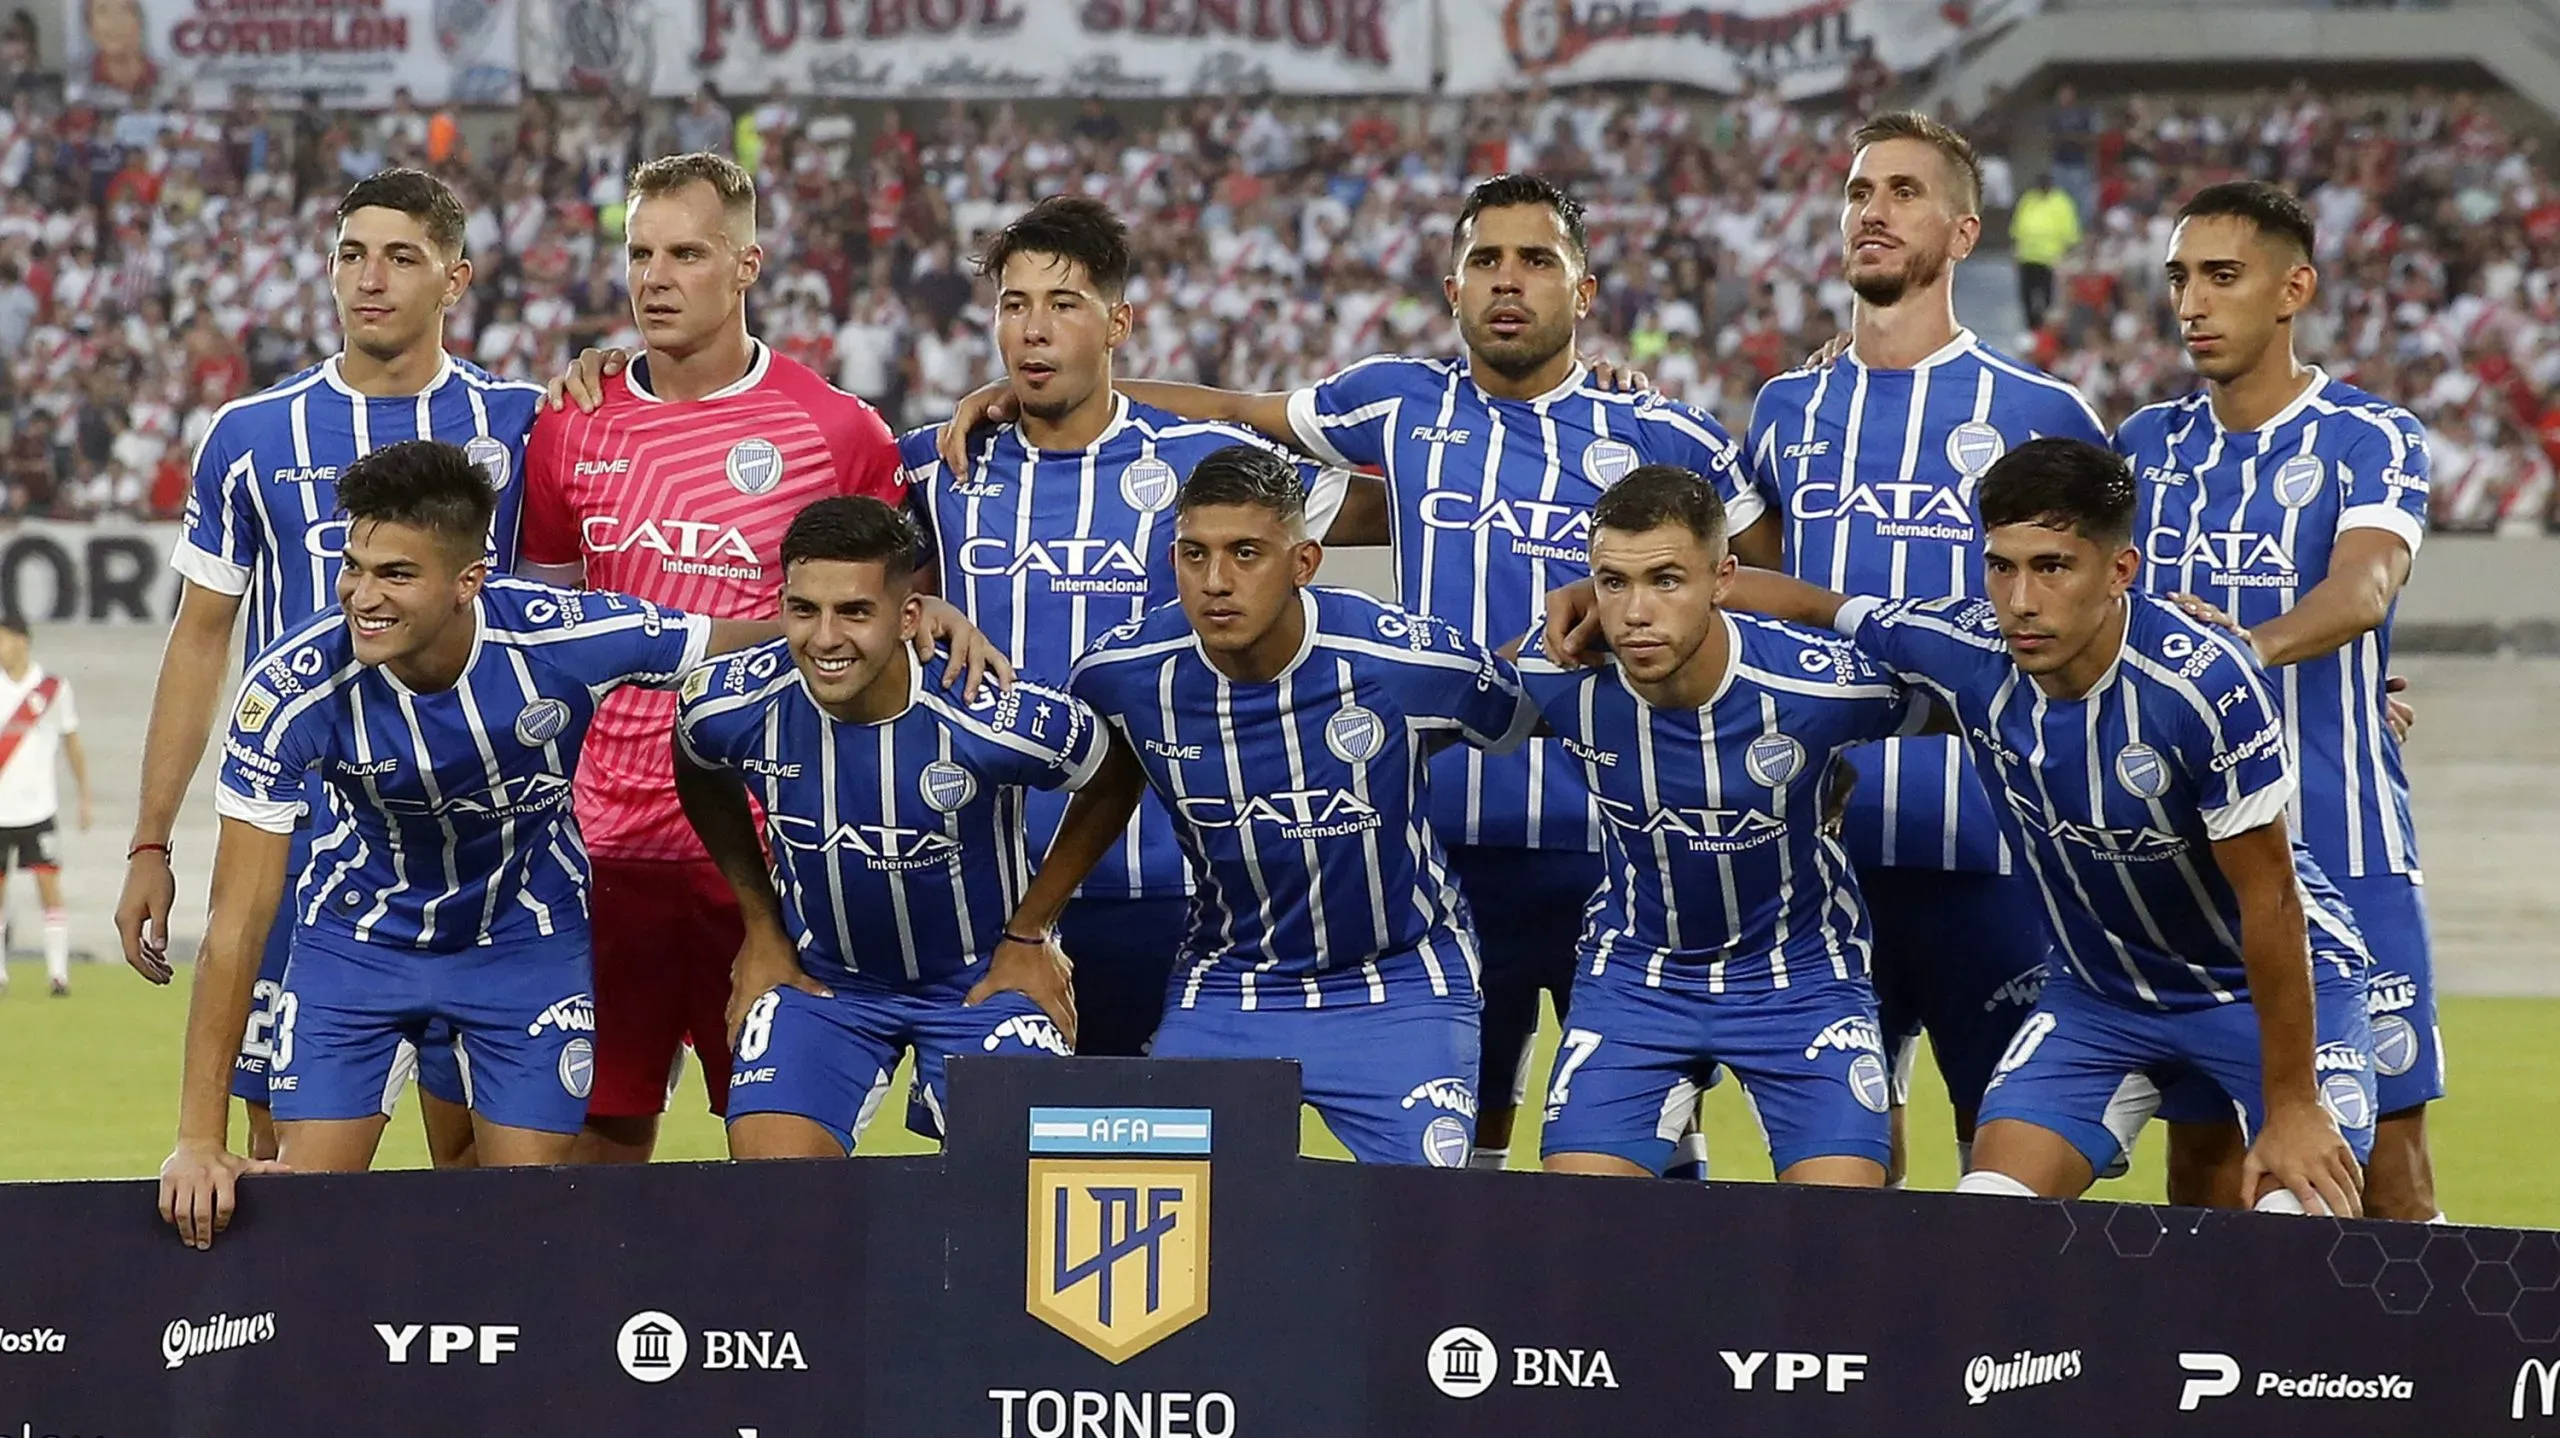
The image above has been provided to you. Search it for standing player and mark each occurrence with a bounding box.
[1724,439,2375,1216]
[994,447,1538,1166]
[117,167,539,1169]
[156,442,772,1248]
[2118,182,2443,1220]
[674,498,1089,1159]
[946,173,1743,1172]
[1722,113,2111,1182]
[0,616,90,997]
[520,153,992,1164]
[1518,468,1923,1185]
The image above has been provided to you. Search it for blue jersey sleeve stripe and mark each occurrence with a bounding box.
[1070,631,1195,686]
[1285,387,1377,469]
[1316,634,1496,676]
[1735,665,1903,702]
[918,687,1083,764]
[1970,348,2108,431]
[1625,404,1742,460]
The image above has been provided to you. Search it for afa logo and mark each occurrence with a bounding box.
[1027,1106,1212,1364]
[2272,454,2325,509]
[1743,733,1805,788]
[1325,704,1386,765]
[2114,743,2170,800]
[920,761,978,814]
[1581,438,1639,488]
[515,698,572,747]
[725,438,785,496]
[1120,456,1179,513]
[1945,422,2006,478]
[465,435,512,490]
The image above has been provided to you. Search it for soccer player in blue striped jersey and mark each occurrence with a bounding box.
[901,197,1347,1062]
[997,446,1538,1167]
[158,442,776,1248]
[951,174,1744,1171]
[2119,181,2444,1220]
[1726,439,2375,1216]
[119,168,541,1172]
[1726,113,2111,1181]
[672,498,1090,1159]
[1517,467,1927,1184]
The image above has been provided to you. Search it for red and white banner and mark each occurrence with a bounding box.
[66,0,522,107]
[522,0,1433,99]
[1441,0,2026,97]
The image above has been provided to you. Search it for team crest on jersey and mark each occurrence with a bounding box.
[2114,743,2170,800]
[1945,422,2006,478]
[1324,704,1387,764]
[1120,456,1179,513]
[1581,438,1639,488]
[2272,454,2325,508]
[920,761,978,813]
[515,698,572,746]
[1743,733,1805,788]
[464,435,512,490]
[725,438,785,495]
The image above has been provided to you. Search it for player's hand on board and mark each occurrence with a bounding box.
[1540,578,1607,668]
[936,380,1019,475]
[1585,357,1654,394]
[158,1139,288,1251]
[2242,1100,2362,1220]
[115,851,177,984]
[2384,674,2415,744]
[969,932,1078,1050]
[916,596,1016,694]
[726,928,830,1049]
[544,347,632,412]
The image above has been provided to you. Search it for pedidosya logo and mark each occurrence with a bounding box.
[1427,1326,1498,1399]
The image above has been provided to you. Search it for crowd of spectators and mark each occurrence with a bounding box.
[0,64,2553,534]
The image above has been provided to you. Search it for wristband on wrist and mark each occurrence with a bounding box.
[128,841,173,862]
[1001,929,1051,947]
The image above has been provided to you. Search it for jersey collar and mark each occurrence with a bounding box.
[320,349,456,402]
[1465,356,1590,410]
[1846,327,1976,374]
[627,340,771,404]
[800,645,921,728]
[2204,366,2328,440]
[1613,611,1742,712]
[1194,588,1320,687]
[1011,391,1131,456]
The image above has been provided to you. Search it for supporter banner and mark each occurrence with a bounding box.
[521,0,1433,99]
[64,0,523,108]
[3,1057,2553,1435]
[1441,0,2033,97]
[0,520,184,625]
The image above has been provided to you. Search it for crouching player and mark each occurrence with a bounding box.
[160,441,777,1247]
[991,445,1538,1165]
[673,498,1087,1158]
[1519,467,1920,1185]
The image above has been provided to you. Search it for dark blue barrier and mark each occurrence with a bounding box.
[4,1057,2555,1436]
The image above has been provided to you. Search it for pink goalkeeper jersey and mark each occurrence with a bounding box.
[521,341,901,863]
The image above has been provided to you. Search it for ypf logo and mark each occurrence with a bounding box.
[616,1311,687,1383]
[920,762,978,814]
[1325,704,1387,764]
[1427,1326,1499,1399]
[725,438,784,496]
[2114,743,2170,800]
[1121,455,1178,512]
[515,698,571,747]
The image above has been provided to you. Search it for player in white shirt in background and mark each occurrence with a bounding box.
[0,616,91,997]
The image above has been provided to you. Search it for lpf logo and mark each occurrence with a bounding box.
[1026,1106,1212,1363]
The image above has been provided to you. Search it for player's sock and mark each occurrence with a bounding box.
[1955,1139,1974,1175]
[1954,1169,2039,1199]
[2427,1212,2450,1225]
[1466,1146,1509,1172]
[2253,1188,2316,1216]
[1663,1129,1710,1181]
[42,910,67,992]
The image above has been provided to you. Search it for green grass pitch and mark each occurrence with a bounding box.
[3,963,2549,1228]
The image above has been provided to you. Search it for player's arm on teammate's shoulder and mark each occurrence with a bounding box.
[160,811,295,1249]
[913,595,1015,694]
[930,374,1305,474]
[2212,815,2361,1219]
[545,345,632,412]
[970,728,1149,1046]
[670,717,828,1045]
[2237,527,2412,671]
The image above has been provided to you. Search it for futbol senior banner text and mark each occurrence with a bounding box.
[64,0,523,107]
[1439,0,2036,97]
[3,1059,2554,1436]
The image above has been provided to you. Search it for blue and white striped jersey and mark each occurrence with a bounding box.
[1838,591,2367,1013]
[174,353,544,660]
[1515,613,1927,993]
[1286,356,1745,853]
[1068,586,1539,1010]
[675,645,1107,986]
[901,397,1344,902]
[1736,332,2109,875]
[212,579,708,952]
[2117,371,2431,880]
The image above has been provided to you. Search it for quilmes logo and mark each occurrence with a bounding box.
[162,1312,276,1369]
[1965,1348,2083,1404]
[1027,1107,1212,1364]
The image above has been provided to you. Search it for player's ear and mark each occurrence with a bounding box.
[1442,271,1460,316]
[442,255,473,310]
[736,242,764,290]
[1711,547,1738,606]
[1950,210,1983,263]
[1293,536,1324,586]
[1107,297,1133,350]
[1574,266,1597,317]
[898,588,924,643]
[2111,541,2141,597]
[454,555,489,607]
[2280,259,2318,321]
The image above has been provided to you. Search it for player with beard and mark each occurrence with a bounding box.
[940,174,1742,1174]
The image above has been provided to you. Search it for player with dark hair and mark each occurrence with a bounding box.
[673,496,1092,1160]
[992,445,1538,1166]
[0,615,89,998]
[2120,179,2445,1220]
[1517,465,1923,1185]
[156,441,781,1247]
[1719,437,2376,1214]
[944,171,1743,1174]
[119,166,542,1173]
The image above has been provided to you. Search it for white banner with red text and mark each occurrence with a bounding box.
[1440,0,2030,97]
[65,0,521,108]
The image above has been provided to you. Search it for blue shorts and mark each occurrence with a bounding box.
[268,925,597,1135]
[1149,993,1480,1167]
[1446,845,1602,1111]
[232,827,466,1110]
[2339,872,2442,1115]
[1861,866,2053,1120]
[1057,894,1188,1059]
[1540,967,1892,1174]
[1979,967,2378,1176]
[724,970,1069,1151]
